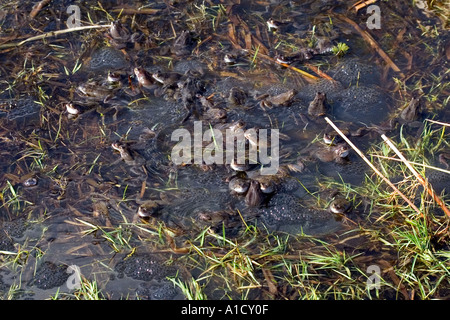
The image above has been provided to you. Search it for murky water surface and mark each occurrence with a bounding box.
[0,0,448,299]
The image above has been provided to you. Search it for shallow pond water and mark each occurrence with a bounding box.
[0,0,448,300]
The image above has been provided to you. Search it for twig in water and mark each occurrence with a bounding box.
[29,0,51,19]
[349,0,378,13]
[0,25,110,49]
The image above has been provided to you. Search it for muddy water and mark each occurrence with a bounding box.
[0,0,448,299]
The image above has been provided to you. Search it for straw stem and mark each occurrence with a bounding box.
[324,117,423,217]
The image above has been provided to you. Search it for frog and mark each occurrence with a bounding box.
[267,18,281,31]
[107,71,122,85]
[22,176,38,188]
[76,82,116,103]
[203,107,227,122]
[137,200,163,219]
[211,120,249,156]
[196,210,233,227]
[328,198,352,214]
[153,71,185,99]
[247,160,305,194]
[315,143,350,163]
[311,36,335,55]
[300,142,350,164]
[195,208,243,232]
[280,161,306,175]
[106,20,143,49]
[229,158,257,173]
[274,53,294,65]
[245,180,266,207]
[323,129,345,145]
[65,103,82,116]
[227,87,247,106]
[258,89,297,108]
[322,125,370,145]
[243,128,259,149]
[381,96,424,132]
[171,30,193,56]
[111,141,136,163]
[111,141,148,176]
[152,70,182,87]
[266,18,291,32]
[224,53,237,65]
[228,175,250,194]
[110,142,148,188]
[243,127,290,151]
[131,192,174,223]
[274,48,314,65]
[399,97,421,123]
[215,119,247,134]
[194,94,227,122]
[222,49,249,67]
[108,20,130,42]
[307,92,327,117]
[172,74,208,121]
[252,175,278,194]
[134,67,157,89]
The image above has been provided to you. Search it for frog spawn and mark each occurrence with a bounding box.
[258,193,342,235]
[28,261,70,290]
[136,281,182,300]
[115,253,176,282]
[89,47,129,71]
[0,229,15,252]
[335,85,391,124]
[113,253,183,299]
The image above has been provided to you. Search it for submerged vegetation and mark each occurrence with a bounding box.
[0,0,449,300]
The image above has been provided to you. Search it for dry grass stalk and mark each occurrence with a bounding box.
[425,119,450,127]
[324,117,423,217]
[370,154,450,175]
[0,25,110,49]
[110,8,160,15]
[381,134,450,219]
